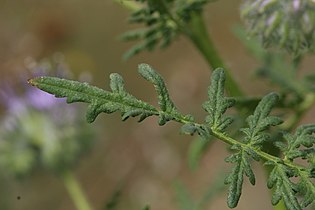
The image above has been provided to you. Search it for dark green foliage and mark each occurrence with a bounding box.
[267,164,301,210]
[28,64,192,126]
[276,124,315,161]
[272,124,315,208]
[120,0,211,59]
[138,63,191,125]
[139,64,176,113]
[241,93,283,147]
[298,173,315,208]
[224,92,282,208]
[29,64,315,209]
[29,74,158,123]
[203,68,235,132]
[224,146,255,208]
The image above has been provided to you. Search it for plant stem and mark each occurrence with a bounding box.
[185,13,244,97]
[114,0,244,97]
[60,170,93,210]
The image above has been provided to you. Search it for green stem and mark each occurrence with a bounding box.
[185,13,244,97]
[60,170,93,210]
[174,114,306,172]
[114,0,244,97]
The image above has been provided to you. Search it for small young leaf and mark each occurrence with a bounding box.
[203,68,235,131]
[225,148,255,208]
[138,63,177,113]
[138,63,192,125]
[180,123,198,136]
[281,124,315,161]
[241,92,283,147]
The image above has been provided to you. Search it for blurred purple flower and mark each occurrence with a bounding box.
[25,87,66,110]
[0,55,95,177]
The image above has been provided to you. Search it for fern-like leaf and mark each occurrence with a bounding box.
[28,62,315,209]
[267,164,301,210]
[224,92,282,208]
[28,69,158,123]
[278,124,315,161]
[224,145,255,208]
[273,124,315,208]
[298,173,315,208]
[138,63,189,125]
[28,64,192,126]
[203,68,235,132]
[120,0,211,59]
[241,92,283,147]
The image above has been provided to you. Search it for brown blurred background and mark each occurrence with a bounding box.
[1,1,314,210]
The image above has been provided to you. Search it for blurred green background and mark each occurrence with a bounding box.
[1,1,313,210]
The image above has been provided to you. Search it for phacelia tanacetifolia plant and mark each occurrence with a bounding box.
[27,1,315,210]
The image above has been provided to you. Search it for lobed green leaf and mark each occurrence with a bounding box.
[280,124,315,161]
[28,61,315,209]
[267,164,301,210]
[298,173,315,208]
[138,63,177,113]
[203,68,235,131]
[28,72,158,123]
[28,64,193,127]
[241,92,282,147]
[224,148,255,208]
[138,63,193,125]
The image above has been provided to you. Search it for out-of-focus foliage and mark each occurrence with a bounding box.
[120,0,212,59]
[0,57,95,177]
[241,0,315,56]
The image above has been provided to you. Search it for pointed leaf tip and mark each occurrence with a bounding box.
[110,73,125,93]
[27,77,41,87]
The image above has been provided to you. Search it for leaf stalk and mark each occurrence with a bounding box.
[60,170,93,210]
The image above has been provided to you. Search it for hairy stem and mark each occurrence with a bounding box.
[60,170,93,210]
[171,110,307,175]
[186,13,244,97]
